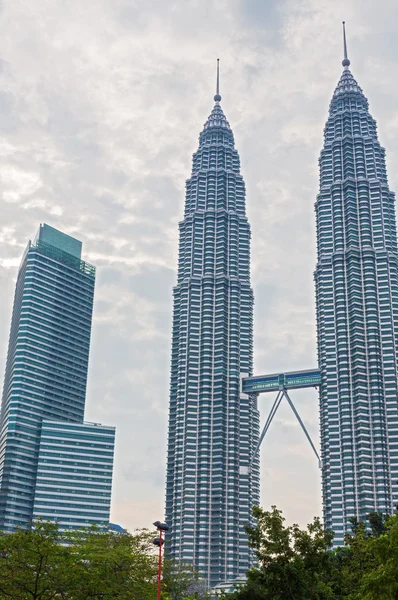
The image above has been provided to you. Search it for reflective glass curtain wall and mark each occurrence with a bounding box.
[315,56,398,543]
[33,420,115,531]
[166,95,259,588]
[0,225,95,530]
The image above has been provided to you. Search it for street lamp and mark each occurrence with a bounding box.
[153,520,169,600]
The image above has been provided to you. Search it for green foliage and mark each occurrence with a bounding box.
[366,511,388,538]
[357,514,398,600]
[162,559,210,600]
[223,507,398,600]
[0,520,70,599]
[2,510,398,600]
[234,505,336,600]
[65,526,158,599]
[340,520,377,599]
[0,521,158,600]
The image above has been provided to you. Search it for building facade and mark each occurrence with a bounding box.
[33,421,115,531]
[315,34,398,543]
[166,79,259,587]
[0,224,114,530]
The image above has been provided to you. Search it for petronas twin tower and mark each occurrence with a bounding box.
[166,65,259,586]
[166,30,398,587]
[316,32,398,544]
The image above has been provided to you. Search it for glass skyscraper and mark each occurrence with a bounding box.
[33,421,115,531]
[315,30,398,543]
[166,73,259,588]
[0,224,115,531]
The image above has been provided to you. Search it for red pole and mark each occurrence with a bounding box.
[157,529,163,600]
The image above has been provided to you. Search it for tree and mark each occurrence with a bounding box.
[0,520,70,599]
[162,559,210,600]
[340,512,394,599]
[0,522,159,600]
[366,512,387,538]
[339,520,376,600]
[225,506,336,600]
[356,513,398,600]
[220,506,398,600]
[66,526,158,600]
[348,516,360,535]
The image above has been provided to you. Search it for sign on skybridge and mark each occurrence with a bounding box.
[242,368,321,395]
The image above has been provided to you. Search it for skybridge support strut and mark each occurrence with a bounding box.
[251,391,283,463]
[250,389,321,469]
[283,390,322,469]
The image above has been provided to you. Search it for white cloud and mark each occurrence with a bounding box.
[1,0,398,532]
[0,165,42,203]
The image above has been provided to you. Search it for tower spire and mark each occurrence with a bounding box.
[214,58,222,102]
[342,21,350,68]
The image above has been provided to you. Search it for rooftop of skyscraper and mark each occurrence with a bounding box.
[35,223,82,258]
[25,223,95,277]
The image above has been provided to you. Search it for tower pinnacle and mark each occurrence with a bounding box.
[342,21,350,67]
[214,58,222,102]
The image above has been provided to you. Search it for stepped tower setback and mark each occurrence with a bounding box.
[165,63,260,587]
[315,25,398,542]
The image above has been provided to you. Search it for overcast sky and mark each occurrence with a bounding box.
[1,0,398,532]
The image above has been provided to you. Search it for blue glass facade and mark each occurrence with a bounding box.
[0,224,114,531]
[315,57,398,543]
[166,95,259,588]
[33,421,115,531]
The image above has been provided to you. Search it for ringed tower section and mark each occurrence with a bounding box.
[315,24,398,543]
[165,61,260,587]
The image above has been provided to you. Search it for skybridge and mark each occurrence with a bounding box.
[242,368,322,469]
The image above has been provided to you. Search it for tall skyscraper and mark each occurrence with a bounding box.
[166,64,259,588]
[315,25,398,543]
[0,224,115,531]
